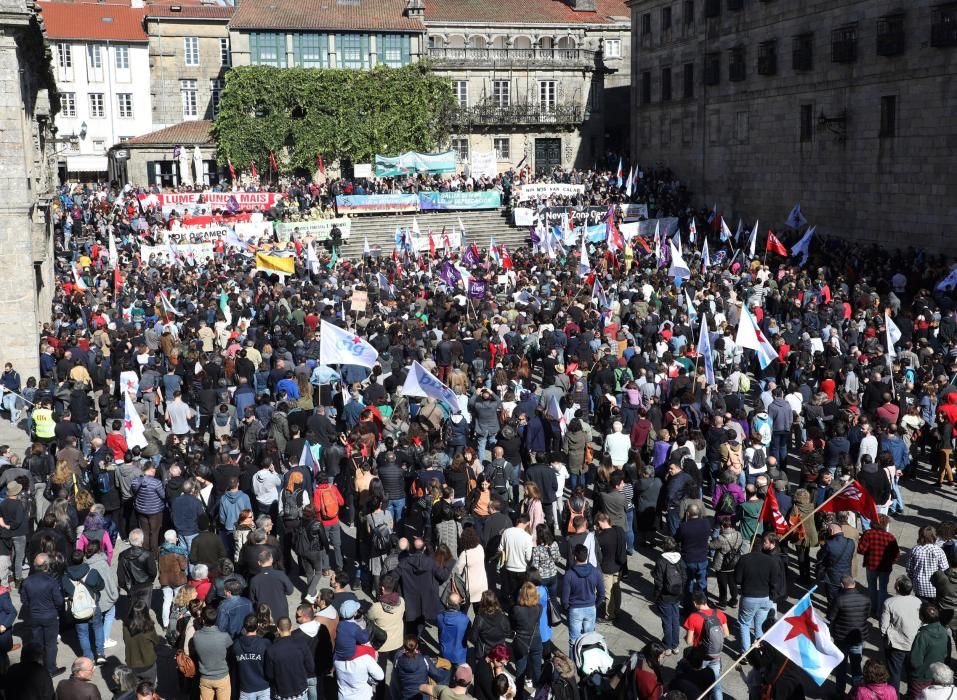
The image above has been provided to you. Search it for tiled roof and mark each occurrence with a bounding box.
[145,3,235,19]
[126,120,215,146]
[230,0,425,32]
[422,0,628,25]
[40,1,148,41]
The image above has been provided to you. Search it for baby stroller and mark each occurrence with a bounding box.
[573,632,615,699]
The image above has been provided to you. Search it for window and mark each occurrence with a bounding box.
[57,43,72,69]
[758,40,777,74]
[87,45,102,69]
[539,80,556,111]
[704,0,720,18]
[451,137,469,162]
[61,92,76,117]
[250,33,286,67]
[683,62,694,97]
[493,137,510,160]
[793,33,813,71]
[115,45,129,70]
[211,78,224,117]
[377,34,410,67]
[492,80,510,108]
[877,14,906,56]
[220,37,231,67]
[92,138,106,153]
[728,46,745,81]
[661,67,672,101]
[640,71,651,103]
[604,39,621,58]
[641,13,651,35]
[88,92,105,118]
[337,33,369,69]
[684,0,694,24]
[662,6,672,30]
[184,37,199,66]
[452,80,468,107]
[117,93,133,118]
[831,24,857,63]
[704,52,720,85]
[799,103,813,142]
[931,3,957,48]
[880,95,897,137]
[180,79,198,118]
[294,33,329,68]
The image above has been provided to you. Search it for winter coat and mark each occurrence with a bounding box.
[85,551,119,611]
[397,550,444,622]
[523,416,547,454]
[561,563,605,609]
[157,542,188,588]
[789,502,819,548]
[817,533,855,588]
[454,545,487,604]
[392,651,442,700]
[847,684,898,700]
[563,429,589,474]
[931,567,957,623]
[909,622,952,682]
[826,587,871,644]
[269,411,290,454]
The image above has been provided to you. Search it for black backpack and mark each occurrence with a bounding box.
[281,487,305,523]
[370,512,396,554]
[663,560,684,596]
[490,463,510,499]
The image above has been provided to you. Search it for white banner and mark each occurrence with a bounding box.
[515,183,585,201]
[409,230,461,252]
[513,208,535,227]
[621,203,649,221]
[141,243,216,265]
[234,221,272,240]
[274,219,352,242]
[471,151,498,179]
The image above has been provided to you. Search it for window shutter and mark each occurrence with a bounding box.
[147,161,156,186]
[402,35,411,65]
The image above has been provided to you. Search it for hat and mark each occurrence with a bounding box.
[6,482,22,496]
[339,600,360,619]
[453,664,474,685]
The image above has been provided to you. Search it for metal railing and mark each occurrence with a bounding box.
[428,47,593,67]
[448,101,583,126]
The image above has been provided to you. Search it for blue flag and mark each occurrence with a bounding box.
[697,314,715,386]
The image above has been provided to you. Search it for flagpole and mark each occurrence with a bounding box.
[778,482,851,543]
[694,589,815,700]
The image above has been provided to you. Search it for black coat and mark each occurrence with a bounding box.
[397,550,444,622]
[525,463,559,505]
[249,569,294,621]
[826,587,870,644]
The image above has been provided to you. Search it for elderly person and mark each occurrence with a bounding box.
[918,662,956,700]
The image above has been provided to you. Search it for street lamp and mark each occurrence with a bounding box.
[79,121,88,140]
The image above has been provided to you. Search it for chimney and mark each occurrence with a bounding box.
[568,0,595,11]
[404,0,424,19]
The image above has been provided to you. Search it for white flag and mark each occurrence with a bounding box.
[546,395,567,436]
[748,220,758,259]
[411,217,421,236]
[363,236,371,256]
[668,240,691,279]
[885,311,902,358]
[720,217,733,242]
[624,167,634,198]
[72,264,89,291]
[402,360,460,413]
[319,319,379,369]
[108,230,118,270]
[305,240,320,275]
[158,290,182,316]
[736,305,778,369]
[701,238,710,271]
[124,392,148,449]
[579,234,590,275]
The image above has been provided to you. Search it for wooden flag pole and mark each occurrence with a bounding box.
[778,482,851,543]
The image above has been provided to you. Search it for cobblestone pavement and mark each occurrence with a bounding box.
[0,411,948,699]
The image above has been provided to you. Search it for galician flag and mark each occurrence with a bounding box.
[402,360,460,413]
[688,217,697,244]
[701,238,710,271]
[616,158,623,187]
[761,588,844,685]
[668,240,691,279]
[790,225,816,266]
[123,392,148,449]
[546,395,568,436]
[624,166,634,197]
[579,235,590,275]
[719,217,732,242]
[748,220,758,258]
[319,319,379,369]
[885,310,902,359]
[736,305,778,369]
[685,290,697,321]
[298,440,322,475]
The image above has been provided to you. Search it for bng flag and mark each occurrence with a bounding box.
[402,361,460,413]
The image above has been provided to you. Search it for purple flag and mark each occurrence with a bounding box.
[462,244,480,268]
[439,261,461,287]
[226,195,239,214]
[529,225,540,246]
[467,279,487,299]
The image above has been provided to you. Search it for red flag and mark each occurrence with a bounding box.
[316,152,326,175]
[228,160,237,181]
[634,235,651,254]
[269,151,278,173]
[501,244,513,270]
[759,489,789,535]
[442,233,451,256]
[392,246,398,262]
[428,234,436,257]
[250,160,258,179]
[818,480,880,524]
[766,230,788,256]
[113,266,124,294]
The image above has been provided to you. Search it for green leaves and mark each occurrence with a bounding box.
[213,63,456,171]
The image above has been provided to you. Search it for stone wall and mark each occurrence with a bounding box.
[629,0,957,250]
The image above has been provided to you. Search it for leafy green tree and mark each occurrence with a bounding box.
[213,63,456,171]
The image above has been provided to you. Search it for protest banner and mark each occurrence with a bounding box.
[274,219,352,242]
[350,289,368,313]
[515,183,585,201]
[418,191,501,211]
[140,243,216,264]
[621,203,650,221]
[335,194,419,215]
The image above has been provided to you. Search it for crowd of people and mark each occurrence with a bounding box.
[2,166,957,700]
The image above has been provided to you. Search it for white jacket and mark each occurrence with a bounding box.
[334,654,385,700]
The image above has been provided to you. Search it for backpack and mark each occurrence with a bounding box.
[95,469,113,496]
[716,490,738,515]
[318,487,339,521]
[281,487,306,522]
[663,560,683,596]
[490,463,510,500]
[370,512,395,554]
[721,533,742,572]
[567,496,586,532]
[70,572,97,620]
[696,609,725,656]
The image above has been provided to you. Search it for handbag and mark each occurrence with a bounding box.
[547,595,562,627]
[175,648,197,678]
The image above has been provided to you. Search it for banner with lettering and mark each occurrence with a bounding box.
[619,217,680,242]
[418,191,501,211]
[154,191,285,211]
[335,194,419,215]
[140,243,216,265]
[621,203,650,221]
[274,219,352,242]
[515,183,585,201]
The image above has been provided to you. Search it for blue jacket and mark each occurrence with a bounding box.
[333,619,369,661]
[234,385,256,417]
[21,571,65,621]
[132,474,166,515]
[561,563,605,610]
[0,591,15,654]
[171,493,205,536]
[232,634,271,693]
[392,651,442,700]
[436,610,470,665]
[880,436,909,470]
[523,415,547,453]
[217,595,254,639]
[536,585,552,643]
[218,490,251,530]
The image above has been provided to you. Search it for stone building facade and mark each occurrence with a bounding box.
[1,0,57,378]
[629,0,957,249]
[144,3,234,129]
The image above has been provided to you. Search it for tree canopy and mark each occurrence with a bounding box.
[213,63,456,171]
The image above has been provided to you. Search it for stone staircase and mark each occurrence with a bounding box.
[338,209,528,258]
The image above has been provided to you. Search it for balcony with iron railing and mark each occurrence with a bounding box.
[448,101,584,128]
[427,47,595,69]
